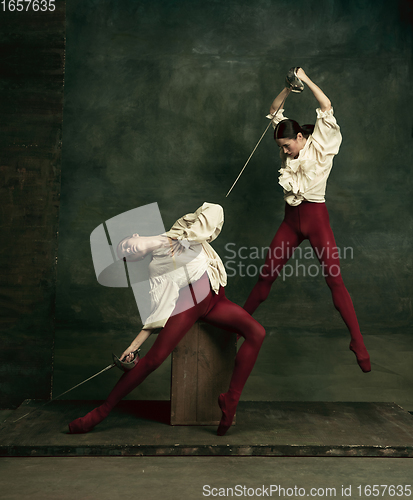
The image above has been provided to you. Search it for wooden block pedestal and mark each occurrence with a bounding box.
[170,322,237,425]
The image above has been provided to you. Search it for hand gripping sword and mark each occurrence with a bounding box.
[11,349,140,423]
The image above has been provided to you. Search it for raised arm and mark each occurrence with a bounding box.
[269,87,290,115]
[296,68,331,112]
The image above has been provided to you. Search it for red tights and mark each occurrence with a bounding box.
[243,202,370,372]
[69,272,265,435]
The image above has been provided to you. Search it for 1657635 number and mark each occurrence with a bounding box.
[357,485,412,497]
[1,0,55,11]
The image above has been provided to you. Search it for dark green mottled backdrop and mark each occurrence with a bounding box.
[54,0,413,407]
[0,1,65,408]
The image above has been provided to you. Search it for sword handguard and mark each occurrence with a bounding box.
[285,67,305,93]
[112,349,140,372]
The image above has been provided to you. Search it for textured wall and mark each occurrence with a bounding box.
[54,0,412,406]
[0,3,65,407]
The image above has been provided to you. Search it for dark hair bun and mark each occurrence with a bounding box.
[274,119,314,140]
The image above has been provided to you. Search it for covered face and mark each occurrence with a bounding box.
[117,234,147,262]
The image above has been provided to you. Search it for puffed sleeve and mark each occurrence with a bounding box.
[311,107,342,156]
[164,202,224,244]
[266,109,288,130]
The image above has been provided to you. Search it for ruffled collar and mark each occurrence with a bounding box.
[278,138,322,194]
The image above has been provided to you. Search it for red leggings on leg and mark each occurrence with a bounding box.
[69,272,265,434]
[243,202,370,372]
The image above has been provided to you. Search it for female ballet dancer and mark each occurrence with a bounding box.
[68,202,265,436]
[243,68,371,372]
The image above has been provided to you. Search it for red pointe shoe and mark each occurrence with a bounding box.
[349,340,371,373]
[68,405,107,434]
[217,393,237,436]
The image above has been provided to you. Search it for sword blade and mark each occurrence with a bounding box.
[225,88,291,197]
[225,119,274,197]
[12,363,116,423]
[52,363,116,401]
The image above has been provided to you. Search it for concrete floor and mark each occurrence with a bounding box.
[1,456,412,500]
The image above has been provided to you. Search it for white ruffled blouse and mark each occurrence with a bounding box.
[267,107,342,206]
[142,202,227,330]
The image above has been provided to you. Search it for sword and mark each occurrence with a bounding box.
[225,89,291,197]
[11,349,140,423]
[225,67,305,197]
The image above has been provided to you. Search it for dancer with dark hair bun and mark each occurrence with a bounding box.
[243,68,371,373]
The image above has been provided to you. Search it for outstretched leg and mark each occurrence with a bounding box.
[306,208,371,372]
[68,284,212,433]
[243,220,303,315]
[203,290,266,435]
